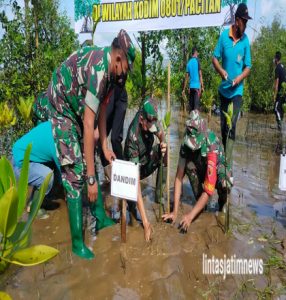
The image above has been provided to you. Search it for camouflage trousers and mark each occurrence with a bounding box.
[140,144,161,179]
[33,92,86,203]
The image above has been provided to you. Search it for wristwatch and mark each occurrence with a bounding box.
[87,175,96,186]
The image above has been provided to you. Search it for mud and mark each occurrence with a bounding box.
[1,106,286,299]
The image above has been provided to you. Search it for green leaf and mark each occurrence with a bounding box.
[16,173,52,242]
[0,291,12,300]
[227,102,233,120]
[0,157,16,193]
[162,119,167,131]
[0,187,18,238]
[222,111,232,128]
[17,143,32,218]
[0,181,4,199]
[8,222,31,252]
[164,111,171,128]
[2,245,59,266]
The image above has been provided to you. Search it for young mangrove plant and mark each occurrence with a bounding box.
[222,102,233,233]
[16,96,34,125]
[0,144,59,273]
[158,110,171,219]
[0,103,16,132]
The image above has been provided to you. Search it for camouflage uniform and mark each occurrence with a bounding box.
[33,45,113,199]
[180,110,232,210]
[32,30,135,259]
[124,110,162,179]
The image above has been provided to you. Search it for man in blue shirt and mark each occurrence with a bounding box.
[12,121,114,259]
[273,51,286,131]
[12,121,60,200]
[183,46,204,112]
[212,3,252,170]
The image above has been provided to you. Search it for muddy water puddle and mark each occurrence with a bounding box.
[1,106,286,299]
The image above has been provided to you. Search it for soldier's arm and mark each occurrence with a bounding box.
[83,106,98,202]
[179,151,217,230]
[156,128,165,143]
[179,192,209,231]
[162,156,185,223]
[127,133,151,240]
[126,134,140,163]
[154,120,165,142]
[99,102,116,163]
[137,181,152,241]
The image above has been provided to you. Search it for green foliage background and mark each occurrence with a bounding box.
[0,0,285,154]
[0,0,79,155]
[0,0,79,104]
[249,18,286,112]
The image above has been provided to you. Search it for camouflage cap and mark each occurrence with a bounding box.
[184,110,207,151]
[142,97,158,121]
[117,29,136,70]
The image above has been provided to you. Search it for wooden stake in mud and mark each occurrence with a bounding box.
[167,62,171,213]
[121,199,127,243]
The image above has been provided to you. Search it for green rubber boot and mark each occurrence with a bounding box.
[90,177,115,231]
[67,198,95,260]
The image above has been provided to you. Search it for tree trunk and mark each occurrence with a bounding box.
[35,13,38,49]
[24,0,29,38]
[141,32,146,100]
[180,32,187,112]
[32,0,39,49]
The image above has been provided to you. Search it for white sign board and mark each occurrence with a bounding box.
[279,154,286,191]
[111,159,139,201]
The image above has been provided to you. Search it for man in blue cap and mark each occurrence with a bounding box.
[212,3,252,170]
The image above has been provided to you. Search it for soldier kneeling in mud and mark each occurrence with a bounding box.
[162,110,232,232]
[124,97,167,241]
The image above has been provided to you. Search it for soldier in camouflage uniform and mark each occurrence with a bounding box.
[33,29,136,259]
[124,97,167,241]
[162,110,232,232]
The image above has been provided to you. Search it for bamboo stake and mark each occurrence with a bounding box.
[167,62,171,213]
[121,199,127,243]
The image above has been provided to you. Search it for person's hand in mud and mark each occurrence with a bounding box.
[162,211,177,224]
[144,222,153,242]
[88,181,98,202]
[178,213,192,233]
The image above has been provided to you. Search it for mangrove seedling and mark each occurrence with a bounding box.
[222,102,233,233]
[157,110,171,219]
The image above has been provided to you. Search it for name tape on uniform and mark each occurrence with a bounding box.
[111,159,139,201]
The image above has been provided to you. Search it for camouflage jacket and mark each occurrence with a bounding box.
[124,111,160,165]
[33,46,112,166]
[180,130,231,183]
